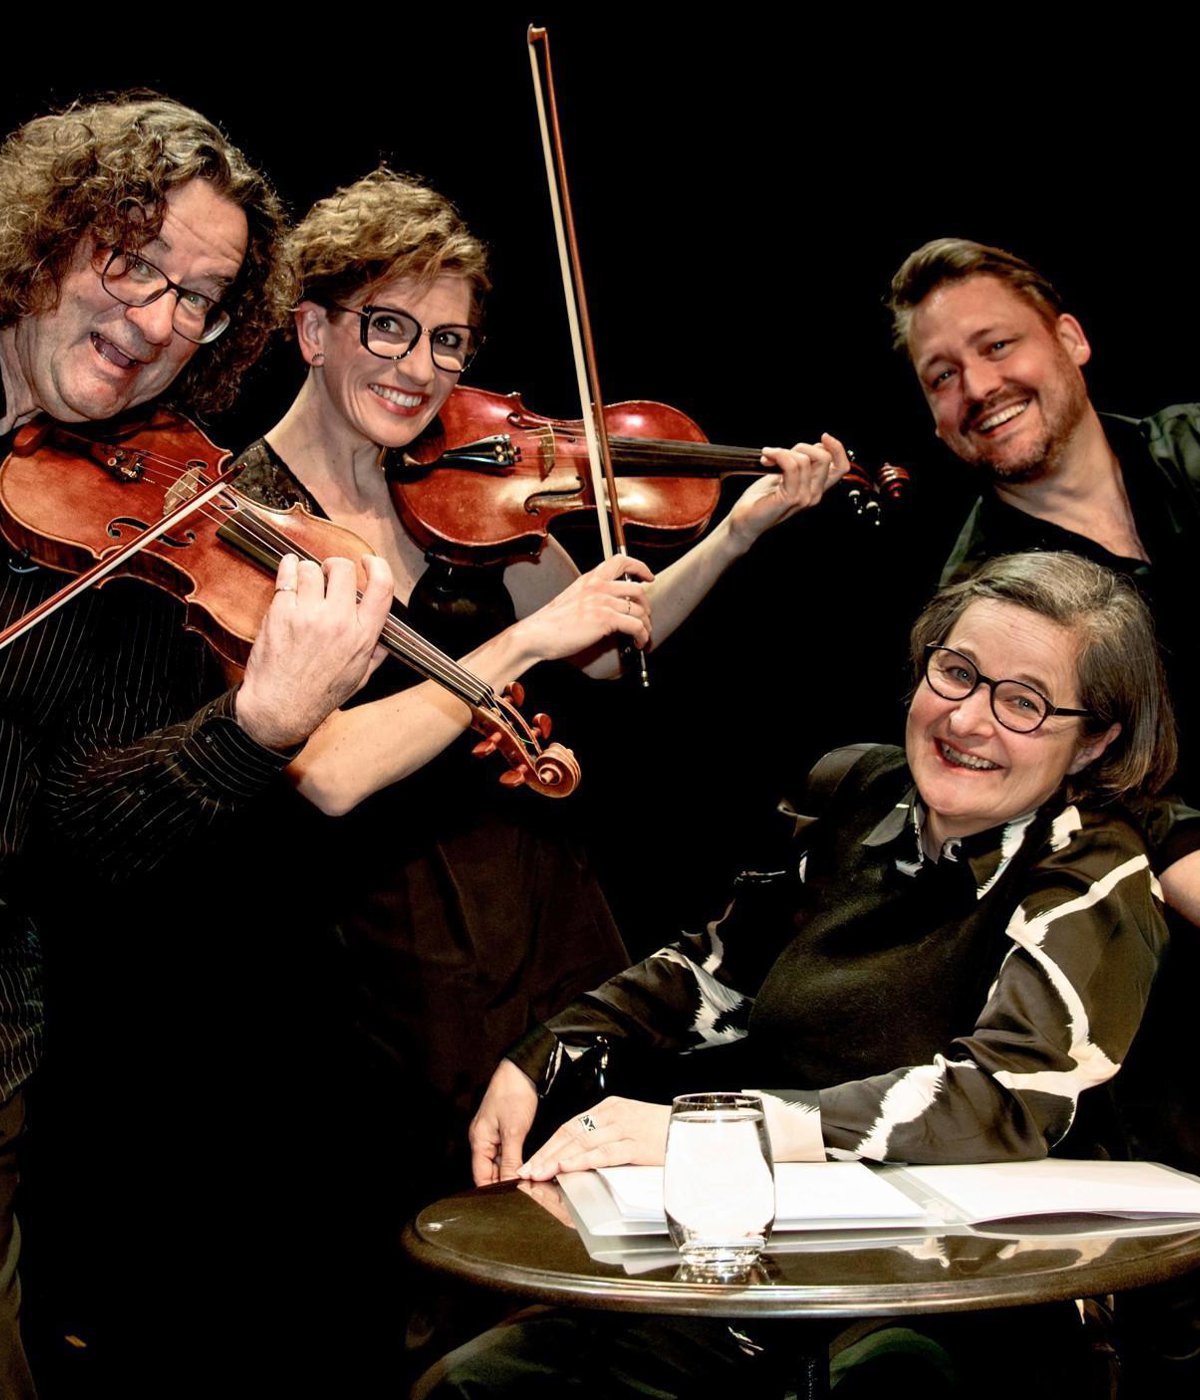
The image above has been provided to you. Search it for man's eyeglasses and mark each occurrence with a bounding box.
[922,645,1092,734]
[330,303,483,374]
[96,249,231,345]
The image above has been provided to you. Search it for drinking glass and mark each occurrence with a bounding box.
[663,1092,775,1274]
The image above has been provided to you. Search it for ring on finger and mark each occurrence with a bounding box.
[274,583,297,594]
[578,1113,598,1134]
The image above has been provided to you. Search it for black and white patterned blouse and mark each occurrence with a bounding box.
[510,745,1166,1164]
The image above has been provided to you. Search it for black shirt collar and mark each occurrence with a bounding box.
[863,786,1042,894]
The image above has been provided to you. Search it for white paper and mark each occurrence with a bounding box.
[589,1161,927,1230]
[901,1160,1200,1223]
[562,1160,1200,1243]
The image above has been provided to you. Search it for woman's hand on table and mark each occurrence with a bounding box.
[518,1097,670,1181]
[470,1059,540,1185]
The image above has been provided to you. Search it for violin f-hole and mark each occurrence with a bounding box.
[107,516,197,550]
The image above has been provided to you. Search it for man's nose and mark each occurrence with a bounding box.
[960,355,1004,404]
[124,294,177,347]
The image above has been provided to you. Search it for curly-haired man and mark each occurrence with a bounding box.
[0,95,391,1397]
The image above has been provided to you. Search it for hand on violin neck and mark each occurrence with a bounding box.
[507,552,654,678]
[725,432,853,550]
[234,551,394,751]
[640,433,852,651]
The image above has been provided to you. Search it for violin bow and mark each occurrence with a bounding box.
[527,24,650,687]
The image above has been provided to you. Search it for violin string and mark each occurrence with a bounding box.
[608,438,768,471]
[56,433,239,482]
[501,434,765,472]
[94,428,765,473]
[90,458,509,717]
[219,510,501,711]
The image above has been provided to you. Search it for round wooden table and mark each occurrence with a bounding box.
[404,1179,1200,1396]
[405,1179,1200,1316]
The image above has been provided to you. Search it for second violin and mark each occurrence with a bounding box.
[395,384,909,566]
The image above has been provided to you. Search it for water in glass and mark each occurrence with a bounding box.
[663,1093,775,1272]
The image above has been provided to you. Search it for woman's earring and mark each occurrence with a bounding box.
[311,351,326,368]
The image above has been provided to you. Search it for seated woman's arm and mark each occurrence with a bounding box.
[517,809,1168,1178]
[469,867,799,1183]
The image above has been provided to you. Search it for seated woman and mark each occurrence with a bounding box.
[439,550,1174,1398]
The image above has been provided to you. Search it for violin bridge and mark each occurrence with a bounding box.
[535,425,555,476]
[163,464,211,516]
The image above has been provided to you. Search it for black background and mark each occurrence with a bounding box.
[5,15,1200,1391]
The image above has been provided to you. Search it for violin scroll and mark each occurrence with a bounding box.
[470,682,581,797]
[841,454,910,525]
[876,462,911,505]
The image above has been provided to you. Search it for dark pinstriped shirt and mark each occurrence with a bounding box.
[0,405,292,1102]
[0,524,104,1099]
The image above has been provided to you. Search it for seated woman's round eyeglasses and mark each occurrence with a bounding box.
[923,645,1093,734]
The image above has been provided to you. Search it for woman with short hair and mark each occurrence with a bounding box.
[440,551,1175,1399]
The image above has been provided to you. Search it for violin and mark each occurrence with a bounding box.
[395,385,909,567]
[0,408,580,797]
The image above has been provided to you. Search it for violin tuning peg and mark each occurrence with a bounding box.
[534,712,552,739]
[472,739,498,757]
[505,682,526,707]
[877,463,911,504]
[499,769,527,787]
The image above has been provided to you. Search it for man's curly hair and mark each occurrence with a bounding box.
[0,94,291,416]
